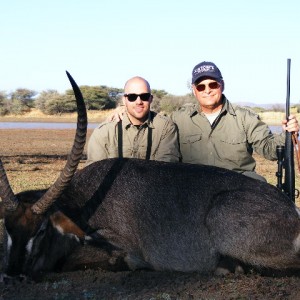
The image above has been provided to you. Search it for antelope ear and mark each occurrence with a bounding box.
[50,211,85,239]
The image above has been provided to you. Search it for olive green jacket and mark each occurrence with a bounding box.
[171,96,285,174]
[87,111,181,164]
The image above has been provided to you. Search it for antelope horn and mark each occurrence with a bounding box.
[31,71,87,214]
[0,159,18,211]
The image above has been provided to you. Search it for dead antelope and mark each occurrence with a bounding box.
[1,74,300,283]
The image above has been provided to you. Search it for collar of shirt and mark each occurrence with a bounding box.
[123,111,155,130]
[222,97,238,117]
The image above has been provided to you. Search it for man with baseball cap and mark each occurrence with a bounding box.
[171,61,299,181]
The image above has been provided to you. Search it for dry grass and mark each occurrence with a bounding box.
[0,128,94,194]
[0,108,114,123]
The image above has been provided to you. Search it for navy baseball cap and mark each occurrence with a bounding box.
[192,61,223,84]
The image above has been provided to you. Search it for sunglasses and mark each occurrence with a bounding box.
[124,93,152,102]
[195,81,220,92]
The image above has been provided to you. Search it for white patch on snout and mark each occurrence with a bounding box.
[296,206,300,218]
[5,227,33,257]
[293,233,300,253]
[54,224,80,242]
[26,238,34,254]
[6,232,12,253]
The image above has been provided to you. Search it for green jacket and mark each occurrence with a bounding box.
[87,111,181,164]
[171,96,285,174]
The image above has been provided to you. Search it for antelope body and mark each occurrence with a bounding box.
[60,158,300,274]
[1,73,300,282]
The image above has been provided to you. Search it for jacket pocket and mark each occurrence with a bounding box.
[218,134,249,162]
[180,134,202,163]
[181,134,202,144]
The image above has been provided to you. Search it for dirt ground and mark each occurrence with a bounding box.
[1,128,300,300]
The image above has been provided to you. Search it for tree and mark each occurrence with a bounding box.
[6,88,37,114]
[151,89,168,99]
[45,94,76,115]
[0,91,9,115]
[35,90,61,111]
[251,106,266,113]
[35,90,76,115]
[150,89,169,112]
[65,85,119,110]
[151,93,196,113]
[10,88,37,108]
[159,94,196,114]
[270,104,284,112]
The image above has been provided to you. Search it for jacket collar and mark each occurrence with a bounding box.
[221,96,236,116]
[123,111,155,129]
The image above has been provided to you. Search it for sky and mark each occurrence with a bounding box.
[1,0,300,105]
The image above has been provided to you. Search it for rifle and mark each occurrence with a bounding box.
[276,58,295,202]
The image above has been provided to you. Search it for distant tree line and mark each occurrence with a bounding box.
[0,86,123,116]
[1,85,298,116]
[0,85,197,116]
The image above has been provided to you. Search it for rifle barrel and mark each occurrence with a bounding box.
[286,58,291,120]
[284,58,295,202]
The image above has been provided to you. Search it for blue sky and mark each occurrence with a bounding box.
[1,0,300,105]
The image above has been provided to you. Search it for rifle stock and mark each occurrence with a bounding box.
[281,58,295,202]
[284,132,295,202]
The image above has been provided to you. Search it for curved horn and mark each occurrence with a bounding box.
[31,71,87,214]
[0,159,18,211]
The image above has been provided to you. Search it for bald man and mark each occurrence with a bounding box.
[87,76,181,164]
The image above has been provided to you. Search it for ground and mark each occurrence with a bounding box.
[1,128,300,300]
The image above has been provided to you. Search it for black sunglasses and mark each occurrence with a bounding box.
[124,93,152,102]
[195,81,220,92]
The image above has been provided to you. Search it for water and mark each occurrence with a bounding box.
[0,122,98,129]
[269,125,282,134]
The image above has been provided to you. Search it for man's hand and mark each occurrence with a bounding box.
[282,115,299,134]
[106,106,126,122]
